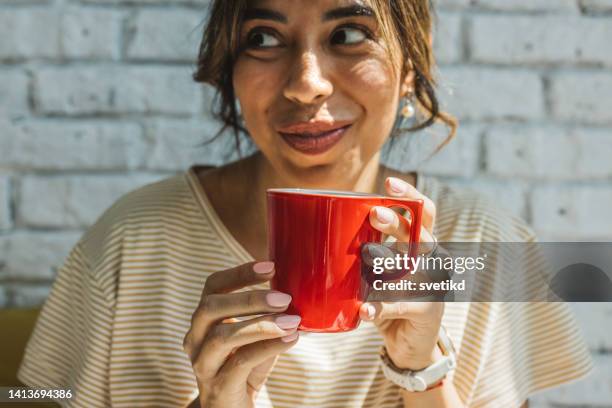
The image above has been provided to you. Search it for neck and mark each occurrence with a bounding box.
[251,152,387,196]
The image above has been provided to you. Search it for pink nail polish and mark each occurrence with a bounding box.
[375,207,395,224]
[266,292,292,307]
[281,331,299,342]
[388,177,407,194]
[253,261,274,274]
[366,304,376,320]
[275,315,301,329]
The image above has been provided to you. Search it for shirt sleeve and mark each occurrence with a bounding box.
[458,226,594,407]
[17,243,114,408]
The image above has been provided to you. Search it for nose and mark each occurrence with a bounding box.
[283,51,333,106]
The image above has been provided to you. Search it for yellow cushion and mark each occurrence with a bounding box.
[0,308,58,407]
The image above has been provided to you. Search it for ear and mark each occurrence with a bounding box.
[399,61,415,98]
[400,32,433,97]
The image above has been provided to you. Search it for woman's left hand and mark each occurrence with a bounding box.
[362,176,444,370]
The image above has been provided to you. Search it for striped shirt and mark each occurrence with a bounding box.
[18,166,593,407]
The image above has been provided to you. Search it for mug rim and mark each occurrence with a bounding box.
[267,188,383,198]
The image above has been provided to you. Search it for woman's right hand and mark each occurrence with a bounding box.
[183,261,300,408]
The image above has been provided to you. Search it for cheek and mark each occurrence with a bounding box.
[349,58,396,90]
[233,60,281,132]
[346,58,399,115]
[343,59,400,141]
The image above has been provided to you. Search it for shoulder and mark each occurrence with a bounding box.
[417,174,536,242]
[77,172,203,270]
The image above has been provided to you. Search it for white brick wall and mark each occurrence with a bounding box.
[0,177,11,231]
[0,1,611,406]
[0,119,147,170]
[439,67,545,120]
[470,16,612,65]
[550,71,612,124]
[34,66,203,115]
[0,71,29,115]
[17,174,164,228]
[126,9,204,61]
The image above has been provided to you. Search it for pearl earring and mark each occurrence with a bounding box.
[401,91,416,118]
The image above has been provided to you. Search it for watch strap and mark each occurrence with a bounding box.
[379,326,457,392]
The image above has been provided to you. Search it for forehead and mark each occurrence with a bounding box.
[246,0,375,11]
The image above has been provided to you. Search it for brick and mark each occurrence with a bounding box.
[470,16,612,66]
[383,122,480,177]
[531,185,612,240]
[444,178,527,219]
[0,71,29,115]
[418,123,481,177]
[8,284,52,308]
[485,125,612,180]
[81,0,207,4]
[61,8,122,60]
[530,353,612,406]
[33,66,202,116]
[0,0,47,3]
[0,9,61,60]
[434,12,462,64]
[550,72,612,125]
[434,0,470,10]
[468,0,578,12]
[0,231,81,281]
[17,174,165,228]
[0,177,11,231]
[438,67,544,120]
[126,9,203,62]
[570,303,612,352]
[144,119,241,171]
[579,0,612,13]
[0,119,147,170]
[0,286,6,308]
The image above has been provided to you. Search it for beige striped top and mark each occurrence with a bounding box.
[18,166,593,408]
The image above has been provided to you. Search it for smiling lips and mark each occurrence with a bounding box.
[277,121,353,155]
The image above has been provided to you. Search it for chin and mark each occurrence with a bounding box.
[278,148,365,190]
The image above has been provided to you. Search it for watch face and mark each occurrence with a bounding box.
[412,376,427,392]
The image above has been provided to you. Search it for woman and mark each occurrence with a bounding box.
[18,1,592,407]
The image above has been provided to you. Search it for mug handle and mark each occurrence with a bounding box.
[372,198,424,281]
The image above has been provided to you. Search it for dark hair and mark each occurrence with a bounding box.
[193,0,457,155]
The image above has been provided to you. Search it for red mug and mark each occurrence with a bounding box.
[267,189,423,333]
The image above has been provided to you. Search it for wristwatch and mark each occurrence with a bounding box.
[379,325,456,392]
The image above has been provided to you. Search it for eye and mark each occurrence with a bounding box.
[246,29,281,49]
[330,26,369,45]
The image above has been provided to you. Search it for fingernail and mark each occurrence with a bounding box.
[275,315,301,329]
[388,177,407,194]
[266,292,292,307]
[367,244,387,259]
[281,331,299,342]
[253,261,274,274]
[375,207,395,224]
[363,304,376,320]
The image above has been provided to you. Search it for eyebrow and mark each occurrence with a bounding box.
[243,8,287,23]
[243,4,375,24]
[323,5,374,21]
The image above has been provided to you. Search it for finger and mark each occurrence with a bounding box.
[417,226,435,254]
[192,313,300,381]
[184,289,292,356]
[369,206,412,242]
[360,301,443,325]
[385,177,436,233]
[217,332,299,392]
[361,243,395,267]
[203,261,275,295]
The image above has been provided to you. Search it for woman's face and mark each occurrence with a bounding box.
[233,0,410,188]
